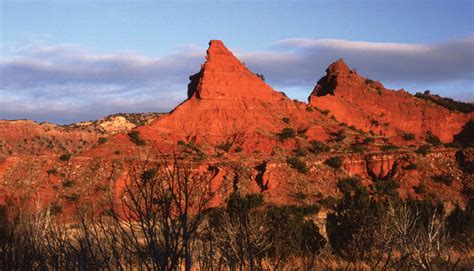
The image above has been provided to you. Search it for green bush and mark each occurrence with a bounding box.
[65,193,80,202]
[325,156,343,169]
[319,195,338,208]
[217,140,233,152]
[59,154,71,161]
[363,137,375,144]
[61,179,75,188]
[294,192,307,200]
[49,203,63,215]
[266,205,325,261]
[331,130,346,142]
[309,140,329,153]
[293,147,308,157]
[235,146,243,152]
[326,178,379,260]
[381,144,399,151]
[413,183,426,194]
[286,157,309,174]
[46,168,58,175]
[432,174,454,186]
[128,131,146,146]
[446,200,474,248]
[365,78,374,84]
[98,137,107,144]
[403,162,418,170]
[426,131,441,146]
[282,117,290,124]
[278,128,296,140]
[416,144,431,156]
[414,92,474,113]
[402,133,416,141]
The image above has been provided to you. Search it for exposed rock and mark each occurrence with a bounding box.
[308,60,473,143]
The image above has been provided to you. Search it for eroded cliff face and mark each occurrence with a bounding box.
[308,60,473,143]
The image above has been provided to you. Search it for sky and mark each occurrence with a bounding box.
[1,0,473,124]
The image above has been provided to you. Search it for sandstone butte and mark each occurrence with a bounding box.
[0,40,473,216]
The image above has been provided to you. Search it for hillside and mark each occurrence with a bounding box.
[0,40,472,214]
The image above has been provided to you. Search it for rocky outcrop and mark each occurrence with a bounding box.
[308,60,473,143]
[140,40,330,150]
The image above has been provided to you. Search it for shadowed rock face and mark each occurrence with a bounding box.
[308,60,473,143]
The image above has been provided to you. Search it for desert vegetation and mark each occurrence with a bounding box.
[1,154,473,270]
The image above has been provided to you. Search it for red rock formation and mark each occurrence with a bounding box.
[308,60,473,143]
[139,40,329,152]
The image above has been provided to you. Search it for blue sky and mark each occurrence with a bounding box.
[1,0,473,124]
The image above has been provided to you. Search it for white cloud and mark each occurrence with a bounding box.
[1,37,473,123]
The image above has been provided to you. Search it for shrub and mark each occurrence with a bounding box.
[62,179,75,188]
[50,203,63,215]
[319,195,337,208]
[320,109,330,115]
[351,144,365,153]
[98,137,107,144]
[59,154,71,161]
[278,128,296,140]
[363,137,375,144]
[255,73,265,81]
[217,140,233,152]
[331,130,346,142]
[128,131,145,146]
[444,141,462,149]
[293,147,308,157]
[416,144,431,156]
[309,140,329,153]
[46,168,58,175]
[282,117,290,124]
[370,119,379,127]
[266,205,325,263]
[325,156,343,169]
[446,200,474,248]
[327,178,379,260]
[381,144,399,151]
[403,162,418,170]
[286,157,309,174]
[426,132,441,146]
[235,146,243,152]
[413,183,426,194]
[402,133,416,141]
[414,92,474,113]
[294,192,307,200]
[432,174,454,186]
[65,193,80,202]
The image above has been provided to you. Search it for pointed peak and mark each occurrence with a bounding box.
[186,40,285,101]
[206,40,236,62]
[327,59,350,74]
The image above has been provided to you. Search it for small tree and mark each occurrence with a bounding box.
[277,128,296,140]
[325,156,343,169]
